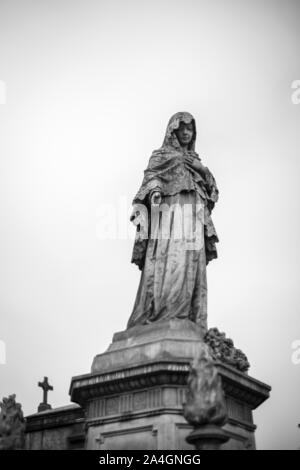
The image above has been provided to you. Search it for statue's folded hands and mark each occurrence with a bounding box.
[183,154,209,179]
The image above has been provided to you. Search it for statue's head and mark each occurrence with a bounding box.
[163,112,196,151]
[175,121,194,148]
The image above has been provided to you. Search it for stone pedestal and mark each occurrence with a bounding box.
[69,320,270,450]
[37,403,52,413]
[186,425,230,450]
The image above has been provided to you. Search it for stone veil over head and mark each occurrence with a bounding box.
[128,112,219,335]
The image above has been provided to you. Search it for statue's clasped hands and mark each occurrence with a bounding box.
[183,154,208,177]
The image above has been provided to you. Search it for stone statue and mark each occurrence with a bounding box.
[128,112,219,335]
[0,394,26,450]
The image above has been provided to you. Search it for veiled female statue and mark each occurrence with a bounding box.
[128,112,218,336]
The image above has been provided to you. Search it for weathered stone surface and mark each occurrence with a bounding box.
[37,376,53,413]
[91,319,203,374]
[186,424,230,450]
[69,321,271,450]
[129,112,219,333]
[0,394,25,450]
[183,343,229,449]
[183,343,228,426]
[205,327,250,373]
[25,321,270,450]
[25,404,85,450]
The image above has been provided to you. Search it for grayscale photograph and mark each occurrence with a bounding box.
[0,0,299,454]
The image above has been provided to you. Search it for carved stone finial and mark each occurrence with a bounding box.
[0,394,26,450]
[183,344,229,449]
[184,343,228,427]
[204,327,250,373]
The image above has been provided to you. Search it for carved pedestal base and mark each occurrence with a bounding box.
[38,403,52,413]
[186,425,229,450]
[69,320,270,450]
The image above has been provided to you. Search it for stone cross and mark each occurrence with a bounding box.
[38,376,53,412]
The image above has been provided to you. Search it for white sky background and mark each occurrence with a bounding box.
[0,0,299,450]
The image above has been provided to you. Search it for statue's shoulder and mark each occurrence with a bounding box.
[145,147,181,172]
[150,147,167,158]
[147,148,168,167]
[150,146,179,160]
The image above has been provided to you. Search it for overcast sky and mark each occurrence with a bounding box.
[0,0,299,450]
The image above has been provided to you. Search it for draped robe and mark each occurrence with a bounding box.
[127,112,219,336]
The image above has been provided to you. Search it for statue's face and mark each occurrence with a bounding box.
[175,121,194,147]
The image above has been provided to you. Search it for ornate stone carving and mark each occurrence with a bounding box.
[0,394,26,450]
[183,344,227,427]
[204,327,250,373]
